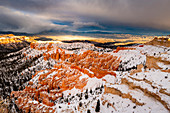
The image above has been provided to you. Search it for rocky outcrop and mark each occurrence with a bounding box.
[145,37,170,47]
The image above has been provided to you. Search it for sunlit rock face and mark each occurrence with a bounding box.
[0,35,169,113]
[145,37,170,47]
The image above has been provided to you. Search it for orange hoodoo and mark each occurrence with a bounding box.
[113,46,136,53]
[11,42,122,112]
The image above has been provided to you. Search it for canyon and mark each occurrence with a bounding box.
[0,35,169,113]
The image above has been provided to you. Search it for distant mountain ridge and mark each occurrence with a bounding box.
[0,31,34,36]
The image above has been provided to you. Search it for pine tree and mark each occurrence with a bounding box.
[95,99,100,112]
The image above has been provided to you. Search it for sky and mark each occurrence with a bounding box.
[0,0,170,36]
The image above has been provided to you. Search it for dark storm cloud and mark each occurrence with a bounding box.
[0,0,170,33]
[72,21,104,29]
[0,6,68,33]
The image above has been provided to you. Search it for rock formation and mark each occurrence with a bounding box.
[0,35,169,113]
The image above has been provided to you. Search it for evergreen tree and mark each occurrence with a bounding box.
[95,99,100,112]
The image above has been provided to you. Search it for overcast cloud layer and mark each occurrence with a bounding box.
[0,0,170,34]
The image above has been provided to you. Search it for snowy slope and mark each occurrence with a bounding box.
[9,40,170,113]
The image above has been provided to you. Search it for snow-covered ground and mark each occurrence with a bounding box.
[10,41,170,113]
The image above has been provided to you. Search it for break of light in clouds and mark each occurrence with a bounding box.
[0,0,170,35]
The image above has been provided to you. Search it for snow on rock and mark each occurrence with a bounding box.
[9,39,170,113]
[113,50,146,71]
